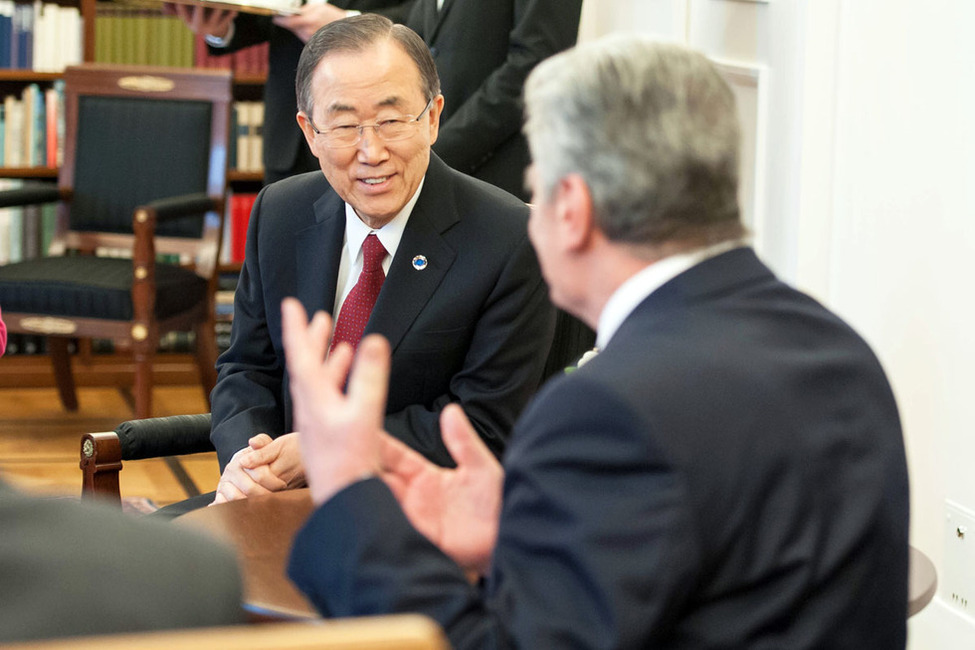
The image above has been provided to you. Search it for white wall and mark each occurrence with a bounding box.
[579,0,975,646]
[825,3,975,644]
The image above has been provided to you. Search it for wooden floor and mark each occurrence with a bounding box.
[0,384,220,508]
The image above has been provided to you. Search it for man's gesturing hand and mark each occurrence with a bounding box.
[281,297,390,506]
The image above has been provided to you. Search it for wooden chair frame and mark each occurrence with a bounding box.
[0,65,232,418]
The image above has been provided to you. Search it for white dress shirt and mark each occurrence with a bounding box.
[596,240,747,350]
[332,178,425,320]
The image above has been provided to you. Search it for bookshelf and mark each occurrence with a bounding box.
[2,0,268,179]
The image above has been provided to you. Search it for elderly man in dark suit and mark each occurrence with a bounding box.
[282,36,911,648]
[0,480,242,643]
[205,15,554,505]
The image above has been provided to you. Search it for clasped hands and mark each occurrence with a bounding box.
[216,298,503,574]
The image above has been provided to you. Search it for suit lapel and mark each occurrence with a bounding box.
[295,190,346,316]
[424,0,451,43]
[366,157,459,353]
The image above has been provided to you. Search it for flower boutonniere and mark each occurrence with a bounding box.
[565,347,599,374]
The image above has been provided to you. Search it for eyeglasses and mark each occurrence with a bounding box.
[308,98,435,148]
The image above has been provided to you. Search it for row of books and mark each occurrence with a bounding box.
[1,2,271,74]
[1,81,65,169]
[0,91,263,175]
[93,6,195,68]
[232,101,264,173]
[0,0,83,72]
[93,5,269,74]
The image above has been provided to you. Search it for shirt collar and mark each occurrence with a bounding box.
[596,240,747,349]
[343,177,425,266]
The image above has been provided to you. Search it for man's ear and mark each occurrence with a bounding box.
[558,173,596,252]
[296,112,320,156]
[427,94,445,145]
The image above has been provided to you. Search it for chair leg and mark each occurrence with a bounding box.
[194,320,218,406]
[133,349,153,419]
[49,337,79,411]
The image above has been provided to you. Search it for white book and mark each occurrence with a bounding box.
[235,102,251,172]
[59,5,82,69]
[0,179,21,266]
[250,101,264,174]
[4,96,23,168]
[31,1,48,72]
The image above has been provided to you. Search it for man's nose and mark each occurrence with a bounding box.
[356,126,388,162]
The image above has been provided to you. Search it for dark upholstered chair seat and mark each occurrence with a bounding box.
[0,256,207,321]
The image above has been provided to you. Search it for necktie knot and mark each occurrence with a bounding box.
[329,233,387,354]
[361,233,386,275]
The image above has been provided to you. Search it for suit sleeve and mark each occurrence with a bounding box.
[432,0,582,174]
[358,0,417,23]
[289,376,700,648]
[210,13,273,55]
[209,189,287,471]
[382,232,556,465]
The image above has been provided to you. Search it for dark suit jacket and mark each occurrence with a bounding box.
[289,247,910,649]
[407,0,582,200]
[219,1,417,181]
[211,155,555,470]
[0,481,242,643]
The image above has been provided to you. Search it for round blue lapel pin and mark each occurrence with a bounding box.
[412,255,428,271]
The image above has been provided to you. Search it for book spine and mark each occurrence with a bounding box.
[44,85,56,167]
[5,95,23,167]
[250,101,264,174]
[0,1,13,69]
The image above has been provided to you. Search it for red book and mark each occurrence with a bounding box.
[44,87,58,167]
[230,192,257,262]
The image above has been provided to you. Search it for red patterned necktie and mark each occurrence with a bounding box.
[330,233,387,353]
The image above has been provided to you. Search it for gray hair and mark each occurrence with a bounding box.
[296,14,440,118]
[524,36,743,246]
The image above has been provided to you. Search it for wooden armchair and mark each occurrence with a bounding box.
[0,64,232,419]
[81,412,214,503]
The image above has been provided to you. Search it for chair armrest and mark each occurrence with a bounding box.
[140,192,224,223]
[80,432,123,504]
[0,183,67,208]
[79,414,213,505]
[115,413,214,460]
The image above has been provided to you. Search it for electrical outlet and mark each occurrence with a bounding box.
[943,500,975,618]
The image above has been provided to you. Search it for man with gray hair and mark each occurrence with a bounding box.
[285,35,910,648]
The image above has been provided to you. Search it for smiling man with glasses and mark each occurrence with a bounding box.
[197,13,556,509]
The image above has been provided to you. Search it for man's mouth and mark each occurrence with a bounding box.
[362,176,389,185]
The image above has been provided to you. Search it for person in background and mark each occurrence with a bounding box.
[404,0,583,202]
[170,0,416,184]
[200,15,554,508]
[283,35,911,649]
[0,304,6,356]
